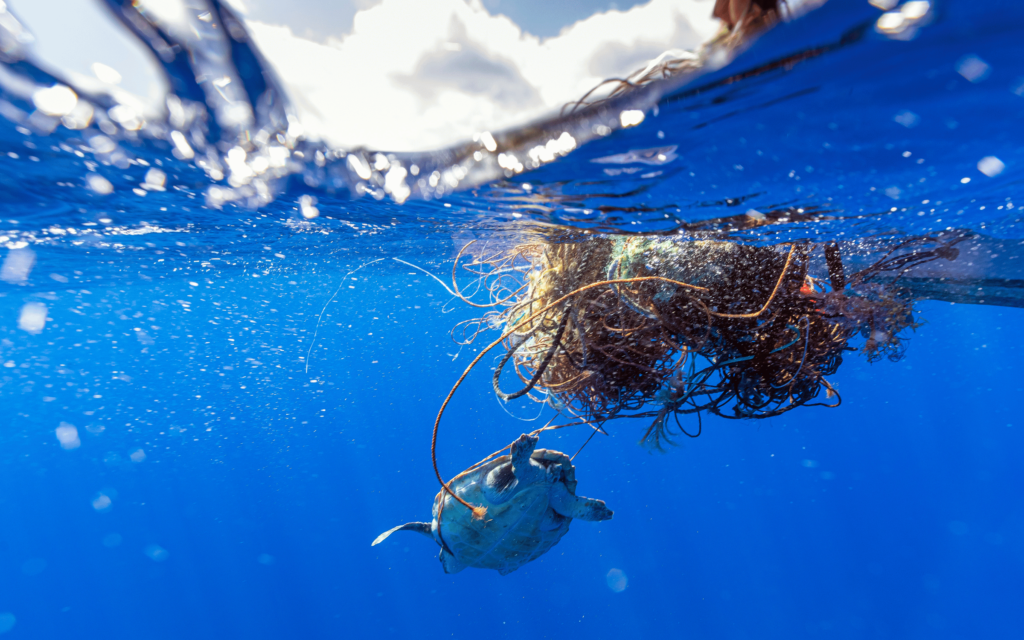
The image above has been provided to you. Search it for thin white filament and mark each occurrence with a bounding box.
[305,258,385,374]
[392,257,458,296]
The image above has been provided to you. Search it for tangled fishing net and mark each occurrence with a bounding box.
[561,0,795,115]
[445,233,959,451]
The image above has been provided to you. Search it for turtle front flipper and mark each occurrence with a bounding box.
[484,433,543,503]
[371,522,432,546]
[549,483,613,521]
[510,433,539,469]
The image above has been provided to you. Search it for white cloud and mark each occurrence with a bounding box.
[246,0,719,150]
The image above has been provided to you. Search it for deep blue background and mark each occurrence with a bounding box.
[1,0,1023,637]
[0,259,1022,639]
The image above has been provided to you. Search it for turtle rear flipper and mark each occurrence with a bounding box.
[440,549,466,574]
[371,522,432,546]
[549,483,613,521]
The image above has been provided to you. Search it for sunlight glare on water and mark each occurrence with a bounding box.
[0,0,1022,638]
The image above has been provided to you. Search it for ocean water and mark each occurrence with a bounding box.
[1,1,1023,638]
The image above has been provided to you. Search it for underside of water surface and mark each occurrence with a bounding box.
[0,1,1022,638]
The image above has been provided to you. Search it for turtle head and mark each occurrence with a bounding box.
[510,433,539,464]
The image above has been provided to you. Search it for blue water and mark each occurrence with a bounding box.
[1,1,1023,638]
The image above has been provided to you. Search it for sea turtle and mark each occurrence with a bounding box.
[372,433,612,575]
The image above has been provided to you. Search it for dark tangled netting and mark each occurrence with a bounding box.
[560,0,790,116]
[448,233,961,450]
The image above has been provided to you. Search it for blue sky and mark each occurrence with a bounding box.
[241,0,650,41]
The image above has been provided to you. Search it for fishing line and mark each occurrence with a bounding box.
[305,257,385,374]
[307,257,462,374]
[392,258,459,296]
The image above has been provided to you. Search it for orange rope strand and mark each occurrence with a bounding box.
[709,244,796,319]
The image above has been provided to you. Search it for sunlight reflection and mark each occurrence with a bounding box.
[619,110,645,127]
[299,195,320,219]
[86,174,113,195]
[876,1,932,39]
[31,84,77,116]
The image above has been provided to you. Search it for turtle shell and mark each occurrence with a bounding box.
[432,448,576,575]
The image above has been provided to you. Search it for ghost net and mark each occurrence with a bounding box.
[442,233,959,451]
